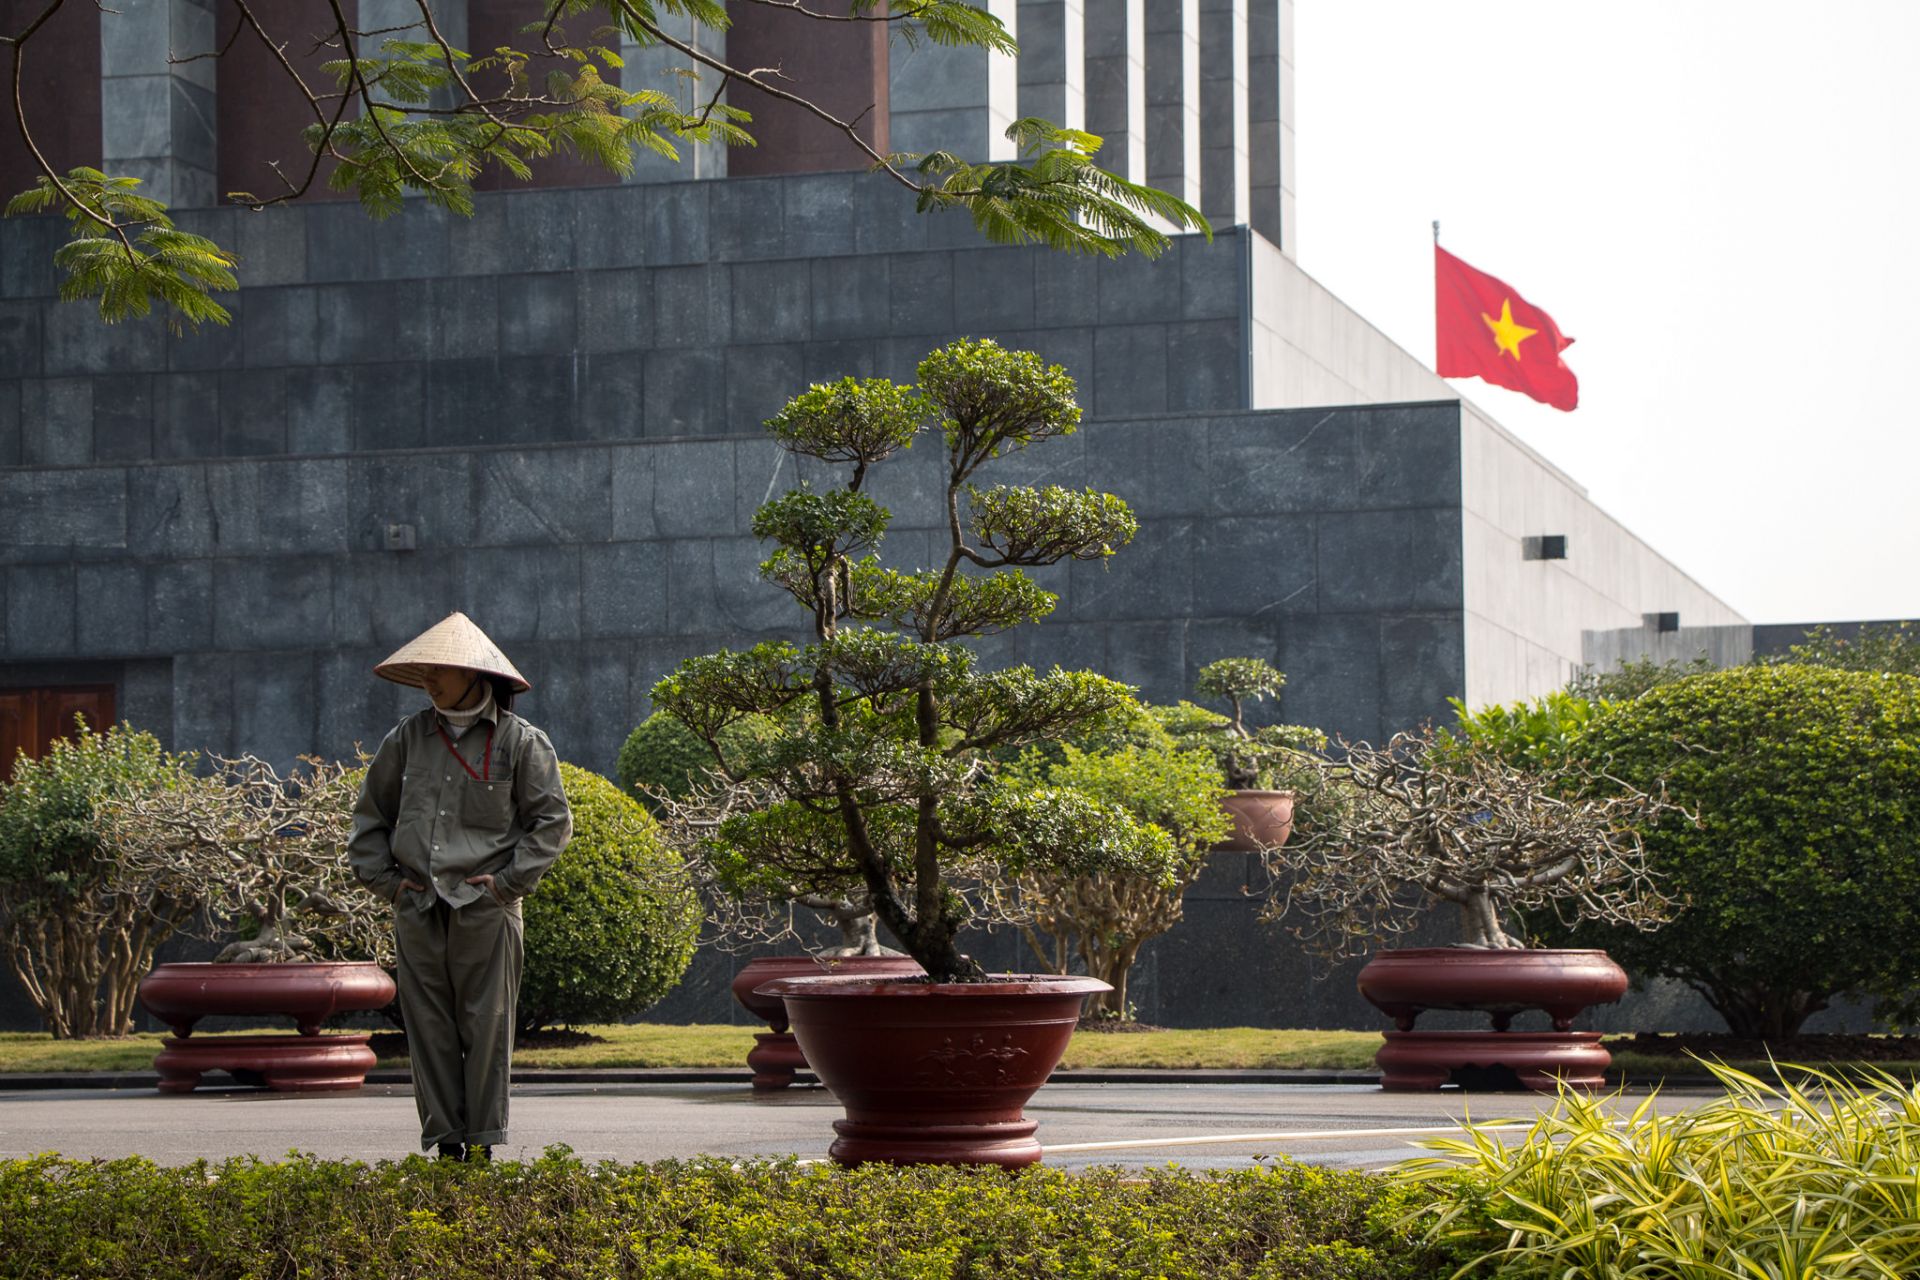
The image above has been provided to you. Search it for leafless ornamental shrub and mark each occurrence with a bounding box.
[1264,727,1683,961]
[101,755,392,966]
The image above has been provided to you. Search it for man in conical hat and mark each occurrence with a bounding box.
[348,612,573,1161]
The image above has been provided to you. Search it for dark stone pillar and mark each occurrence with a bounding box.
[467,0,619,190]
[217,0,357,203]
[0,0,102,200]
[724,0,888,176]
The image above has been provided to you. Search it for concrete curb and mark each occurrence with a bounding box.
[0,1066,1727,1091]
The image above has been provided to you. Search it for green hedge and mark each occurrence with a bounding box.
[517,766,700,1034]
[0,1152,1447,1280]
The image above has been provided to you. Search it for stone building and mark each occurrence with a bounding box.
[0,2,1765,1030]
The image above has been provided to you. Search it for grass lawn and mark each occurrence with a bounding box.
[5,1026,1916,1079]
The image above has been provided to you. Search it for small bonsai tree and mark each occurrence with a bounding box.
[0,720,198,1037]
[1165,658,1325,791]
[1265,726,1680,961]
[999,710,1230,1018]
[653,339,1178,983]
[100,755,392,965]
[518,765,700,1034]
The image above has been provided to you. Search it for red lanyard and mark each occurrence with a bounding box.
[436,722,494,781]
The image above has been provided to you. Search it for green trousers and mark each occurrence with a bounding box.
[394,893,523,1150]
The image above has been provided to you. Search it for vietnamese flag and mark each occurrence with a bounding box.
[1435,245,1578,411]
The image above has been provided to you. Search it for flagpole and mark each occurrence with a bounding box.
[1432,220,1440,244]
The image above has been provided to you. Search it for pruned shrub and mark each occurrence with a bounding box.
[1569,664,1920,1038]
[0,1151,1447,1280]
[518,765,700,1034]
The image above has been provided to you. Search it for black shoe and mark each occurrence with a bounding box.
[435,1142,466,1162]
[468,1145,493,1163]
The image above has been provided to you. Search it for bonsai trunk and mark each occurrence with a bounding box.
[1457,889,1522,950]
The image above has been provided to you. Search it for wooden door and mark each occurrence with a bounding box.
[0,685,115,781]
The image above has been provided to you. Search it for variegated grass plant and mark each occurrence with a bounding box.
[1399,1061,1920,1279]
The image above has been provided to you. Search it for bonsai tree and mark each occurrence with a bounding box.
[1265,726,1680,962]
[1163,658,1325,791]
[998,711,1230,1018]
[0,720,197,1038]
[518,765,700,1034]
[1565,664,1920,1039]
[99,755,391,966]
[653,339,1179,983]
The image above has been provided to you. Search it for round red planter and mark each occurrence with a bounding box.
[154,1033,380,1094]
[1214,789,1295,852]
[1375,1031,1611,1092]
[758,974,1108,1168]
[139,961,398,1037]
[730,955,925,1090]
[1357,948,1628,1032]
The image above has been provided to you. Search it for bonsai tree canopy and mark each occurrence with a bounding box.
[101,755,391,966]
[1265,727,1682,961]
[1173,657,1325,791]
[654,339,1179,983]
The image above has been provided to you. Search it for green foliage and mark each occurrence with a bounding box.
[1017,740,1230,861]
[1446,690,1594,771]
[0,720,183,905]
[1775,620,1920,676]
[4,171,237,329]
[518,765,700,1033]
[656,340,1176,981]
[1569,664,1920,1038]
[1153,699,1327,794]
[1403,1064,1920,1279]
[1564,651,1715,701]
[1195,656,1287,710]
[0,1149,1443,1280]
[0,720,198,1037]
[13,9,1204,330]
[614,711,778,817]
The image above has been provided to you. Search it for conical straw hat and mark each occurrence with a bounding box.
[374,612,531,691]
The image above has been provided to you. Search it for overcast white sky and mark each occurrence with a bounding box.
[1291,0,1918,625]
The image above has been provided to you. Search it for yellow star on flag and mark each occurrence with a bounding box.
[1481,298,1537,360]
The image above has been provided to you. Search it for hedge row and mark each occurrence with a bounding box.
[0,1150,1451,1280]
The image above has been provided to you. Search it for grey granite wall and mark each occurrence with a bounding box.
[0,175,1253,469]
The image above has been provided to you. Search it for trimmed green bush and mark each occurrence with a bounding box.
[1568,664,1920,1038]
[518,765,700,1033]
[0,1152,1446,1280]
[614,711,776,817]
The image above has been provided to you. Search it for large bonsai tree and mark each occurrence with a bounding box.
[653,339,1178,983]
[1566,664,1920,1039]
[1266,726,1679,961]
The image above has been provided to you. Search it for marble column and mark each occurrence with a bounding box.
[1198,0,1248,229]
[1082,0,1145,181]
[889,0,1018,161]
[1016,0,1084,132]
[623,8,729,182]
[100,0,217,207]
[1249,0,1295,255]
[1143,0,1199,207]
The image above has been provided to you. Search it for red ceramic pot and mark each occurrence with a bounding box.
[1357,947,1628,1032]
[138,961,398,1038]
[729,955,925,1091]
[758,973,1108,1168]
[729,955,925,1034]
[154,1032,381,1094]
[1214,789,1295,852]
[1375,1030,1612,1092]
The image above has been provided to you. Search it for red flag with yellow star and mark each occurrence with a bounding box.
[1435,245,1578,411]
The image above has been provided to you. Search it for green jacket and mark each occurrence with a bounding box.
[348,702,573,910]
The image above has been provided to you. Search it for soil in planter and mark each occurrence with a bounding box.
[1617,1032,1920,1064]
[367,1028,611,1059]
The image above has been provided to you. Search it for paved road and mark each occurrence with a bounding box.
[0,1079,1723,1171]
